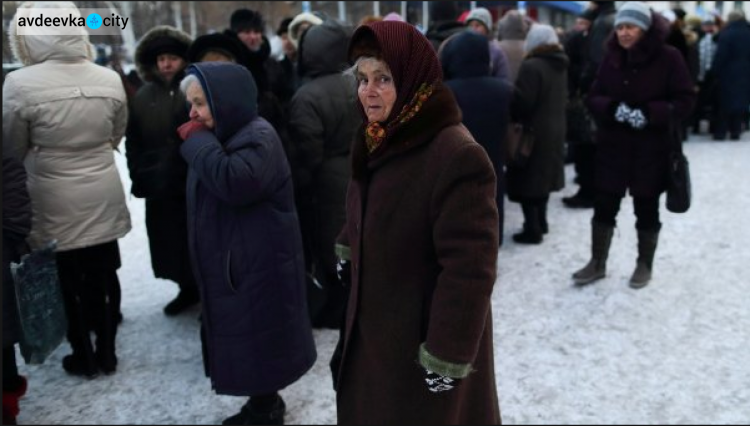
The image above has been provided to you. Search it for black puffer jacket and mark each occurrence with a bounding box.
[287,20,359,287]
[126,26,192,199]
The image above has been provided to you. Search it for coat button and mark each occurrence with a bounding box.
[356,223,360,231]
[624,81,629,85]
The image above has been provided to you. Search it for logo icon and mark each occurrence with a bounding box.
[87,13,102,29]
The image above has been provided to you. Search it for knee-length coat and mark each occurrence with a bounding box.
[586,13,696,198]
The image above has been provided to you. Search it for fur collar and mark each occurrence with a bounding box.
[351,82,462,182]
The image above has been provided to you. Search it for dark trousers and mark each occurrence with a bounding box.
[571,144,597,198]
[56,241,121,360]
[714,111,745,140]
[593,192,661,232]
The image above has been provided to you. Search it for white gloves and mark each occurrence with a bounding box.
[614,102,648,130]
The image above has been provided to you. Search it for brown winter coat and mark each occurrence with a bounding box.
[507,45,569,201]
[335,83,501,425]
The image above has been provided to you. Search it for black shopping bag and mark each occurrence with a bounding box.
[11,241,67,365]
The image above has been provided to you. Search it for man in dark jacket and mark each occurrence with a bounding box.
[126,26,199,316]
[287,20,359,329]
[712,10,750,141]
[2,155,31,425]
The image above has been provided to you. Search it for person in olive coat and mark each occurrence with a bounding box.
[573,2,695,289]
[177,62,316,425]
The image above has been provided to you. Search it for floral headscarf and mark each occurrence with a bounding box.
[349,21,443,156]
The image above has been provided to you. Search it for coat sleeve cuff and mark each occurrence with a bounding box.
[418,343,473,379]
[335,244,351,261]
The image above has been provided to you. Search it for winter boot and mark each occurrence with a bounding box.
[2,375,27,425]
[95,272,119,375]
[573,221,615,285]
[63,295,99,378]
[223,394,286,425]
[513,204,543,244]
[629,229,659,289]
[164,287,200,316]
[539,201,549,235]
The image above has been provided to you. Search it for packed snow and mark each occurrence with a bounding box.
[14,133,750,424]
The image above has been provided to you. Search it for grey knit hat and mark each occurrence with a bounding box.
[615,1,652,31]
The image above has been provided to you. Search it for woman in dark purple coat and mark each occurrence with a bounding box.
[573,2,695,289]
[177,62,316,425]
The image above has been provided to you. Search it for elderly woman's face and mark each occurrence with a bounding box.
[616,23,645,50]
[186,82,215,129]
[356,58,397,123]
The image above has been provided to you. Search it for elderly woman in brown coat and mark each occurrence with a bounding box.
[507,24,569,244]
[333,21,501,425]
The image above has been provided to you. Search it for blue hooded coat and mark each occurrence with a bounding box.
[179,62,316,396]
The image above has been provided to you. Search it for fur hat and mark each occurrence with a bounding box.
[289,12,324,48]
[188,32,246,63]
[465,7,492,31]
[230,9,265,33]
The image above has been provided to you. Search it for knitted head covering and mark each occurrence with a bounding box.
[524,24,559,53]
[616,2,653,31]
[465,7,493,32]
[349,21,442,155]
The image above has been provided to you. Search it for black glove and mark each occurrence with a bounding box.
[336,258,351,288]
[424,368,461,393]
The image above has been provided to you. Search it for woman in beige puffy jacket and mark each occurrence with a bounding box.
[3,1,131,378]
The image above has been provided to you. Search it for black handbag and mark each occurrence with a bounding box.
[10,240,67,364]
[666,123,691,213]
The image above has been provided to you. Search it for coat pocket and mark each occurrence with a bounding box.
[225,250,237,294]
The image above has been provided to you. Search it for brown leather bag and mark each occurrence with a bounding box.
[505,122,535,168]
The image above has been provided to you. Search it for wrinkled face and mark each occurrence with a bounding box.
[186,82,215,129]
[237,28,263,51]
[356,58,397,123]
[616,23,645,50]
[468,20,489,36]
[156,53,186,84]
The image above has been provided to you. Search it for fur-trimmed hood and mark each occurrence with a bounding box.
[7,1,95,66]
[135,25,192,83]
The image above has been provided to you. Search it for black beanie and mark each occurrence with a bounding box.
[230,9,265,33]
[277,17,293,36]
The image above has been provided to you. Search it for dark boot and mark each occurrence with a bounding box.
[573,221,615,285]
[223,394,286,425]
[513,204,543,244]
[630,229,659,289]
[563,189,595,208]
[539,201,549,235]
[164,287,200,316]
[95,271,119,375]
[63,295,99,379]
[2,375,27,425]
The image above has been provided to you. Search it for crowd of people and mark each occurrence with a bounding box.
[3,0,750,425]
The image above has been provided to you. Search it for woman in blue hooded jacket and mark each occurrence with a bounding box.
[177,62,316,425]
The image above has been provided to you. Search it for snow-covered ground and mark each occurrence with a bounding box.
[15,133,750,424]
